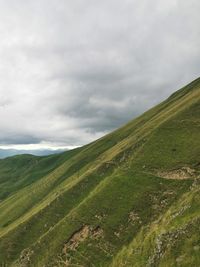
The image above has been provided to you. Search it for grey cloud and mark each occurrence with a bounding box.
[0,0,199,148]
[0,134,41,145]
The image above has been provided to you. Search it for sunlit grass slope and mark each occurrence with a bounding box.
[0,77,199,267]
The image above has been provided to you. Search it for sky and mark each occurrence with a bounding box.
[0,0,199,154]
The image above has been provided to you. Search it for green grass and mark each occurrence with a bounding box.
[0,77,199,266]
[111,182,200,267]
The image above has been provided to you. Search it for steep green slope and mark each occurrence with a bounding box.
[0,77,199,267]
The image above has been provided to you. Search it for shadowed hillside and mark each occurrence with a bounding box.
[0,77,199,267]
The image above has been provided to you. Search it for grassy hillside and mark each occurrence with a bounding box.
[0,77,199,267]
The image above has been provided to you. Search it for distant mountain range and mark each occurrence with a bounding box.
[0,78,199,267]
[0,148,67,159]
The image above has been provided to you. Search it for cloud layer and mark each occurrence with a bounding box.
[0,0,199,149]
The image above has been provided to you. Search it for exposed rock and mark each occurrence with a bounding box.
[94,213,107,221]
[155,166,197,180]
[92,226,104,239]
[18,248,34,267]
[63,225,103,254]
[128,211,141,224]
[63,225,90,253]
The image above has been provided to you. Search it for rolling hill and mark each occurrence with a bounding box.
[0,77,199,267]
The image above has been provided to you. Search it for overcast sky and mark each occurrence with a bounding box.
[0,0,199,151]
